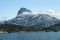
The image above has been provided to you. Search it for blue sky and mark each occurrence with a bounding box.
[0,0,60,20]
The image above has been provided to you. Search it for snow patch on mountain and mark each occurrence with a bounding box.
[19,10,60,19]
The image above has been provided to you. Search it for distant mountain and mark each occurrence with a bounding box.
[6,8,60,28]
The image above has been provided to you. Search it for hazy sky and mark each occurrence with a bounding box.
[0,0,60,20]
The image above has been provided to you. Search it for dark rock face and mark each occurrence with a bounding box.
[17,7,32,15]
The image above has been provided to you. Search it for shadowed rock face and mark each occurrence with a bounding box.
[42,22,60,32]
[17,7,32,15]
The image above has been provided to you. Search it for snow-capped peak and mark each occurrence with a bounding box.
[6,8,60,28]
[17,8,60,19]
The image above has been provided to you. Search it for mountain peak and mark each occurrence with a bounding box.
[17,7,32,15]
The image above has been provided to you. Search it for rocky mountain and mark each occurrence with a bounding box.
[6,8,60,28]
[17,8,32,15]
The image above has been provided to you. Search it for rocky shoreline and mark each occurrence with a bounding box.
[0,31,8,34]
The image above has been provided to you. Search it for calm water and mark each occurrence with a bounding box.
[0,32,60,40]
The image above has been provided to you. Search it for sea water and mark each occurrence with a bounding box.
[0,32,60,40]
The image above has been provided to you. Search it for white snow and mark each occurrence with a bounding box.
[48,9,55,12]
[18,10,60,19]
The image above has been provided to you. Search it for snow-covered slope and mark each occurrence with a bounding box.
[6,8,60,28]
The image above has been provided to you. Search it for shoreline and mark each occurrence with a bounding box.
[0,30,60,34]
[0,31,8,34]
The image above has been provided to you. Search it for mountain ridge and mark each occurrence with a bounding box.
[0,8,60,33]
[5,8,60,28]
